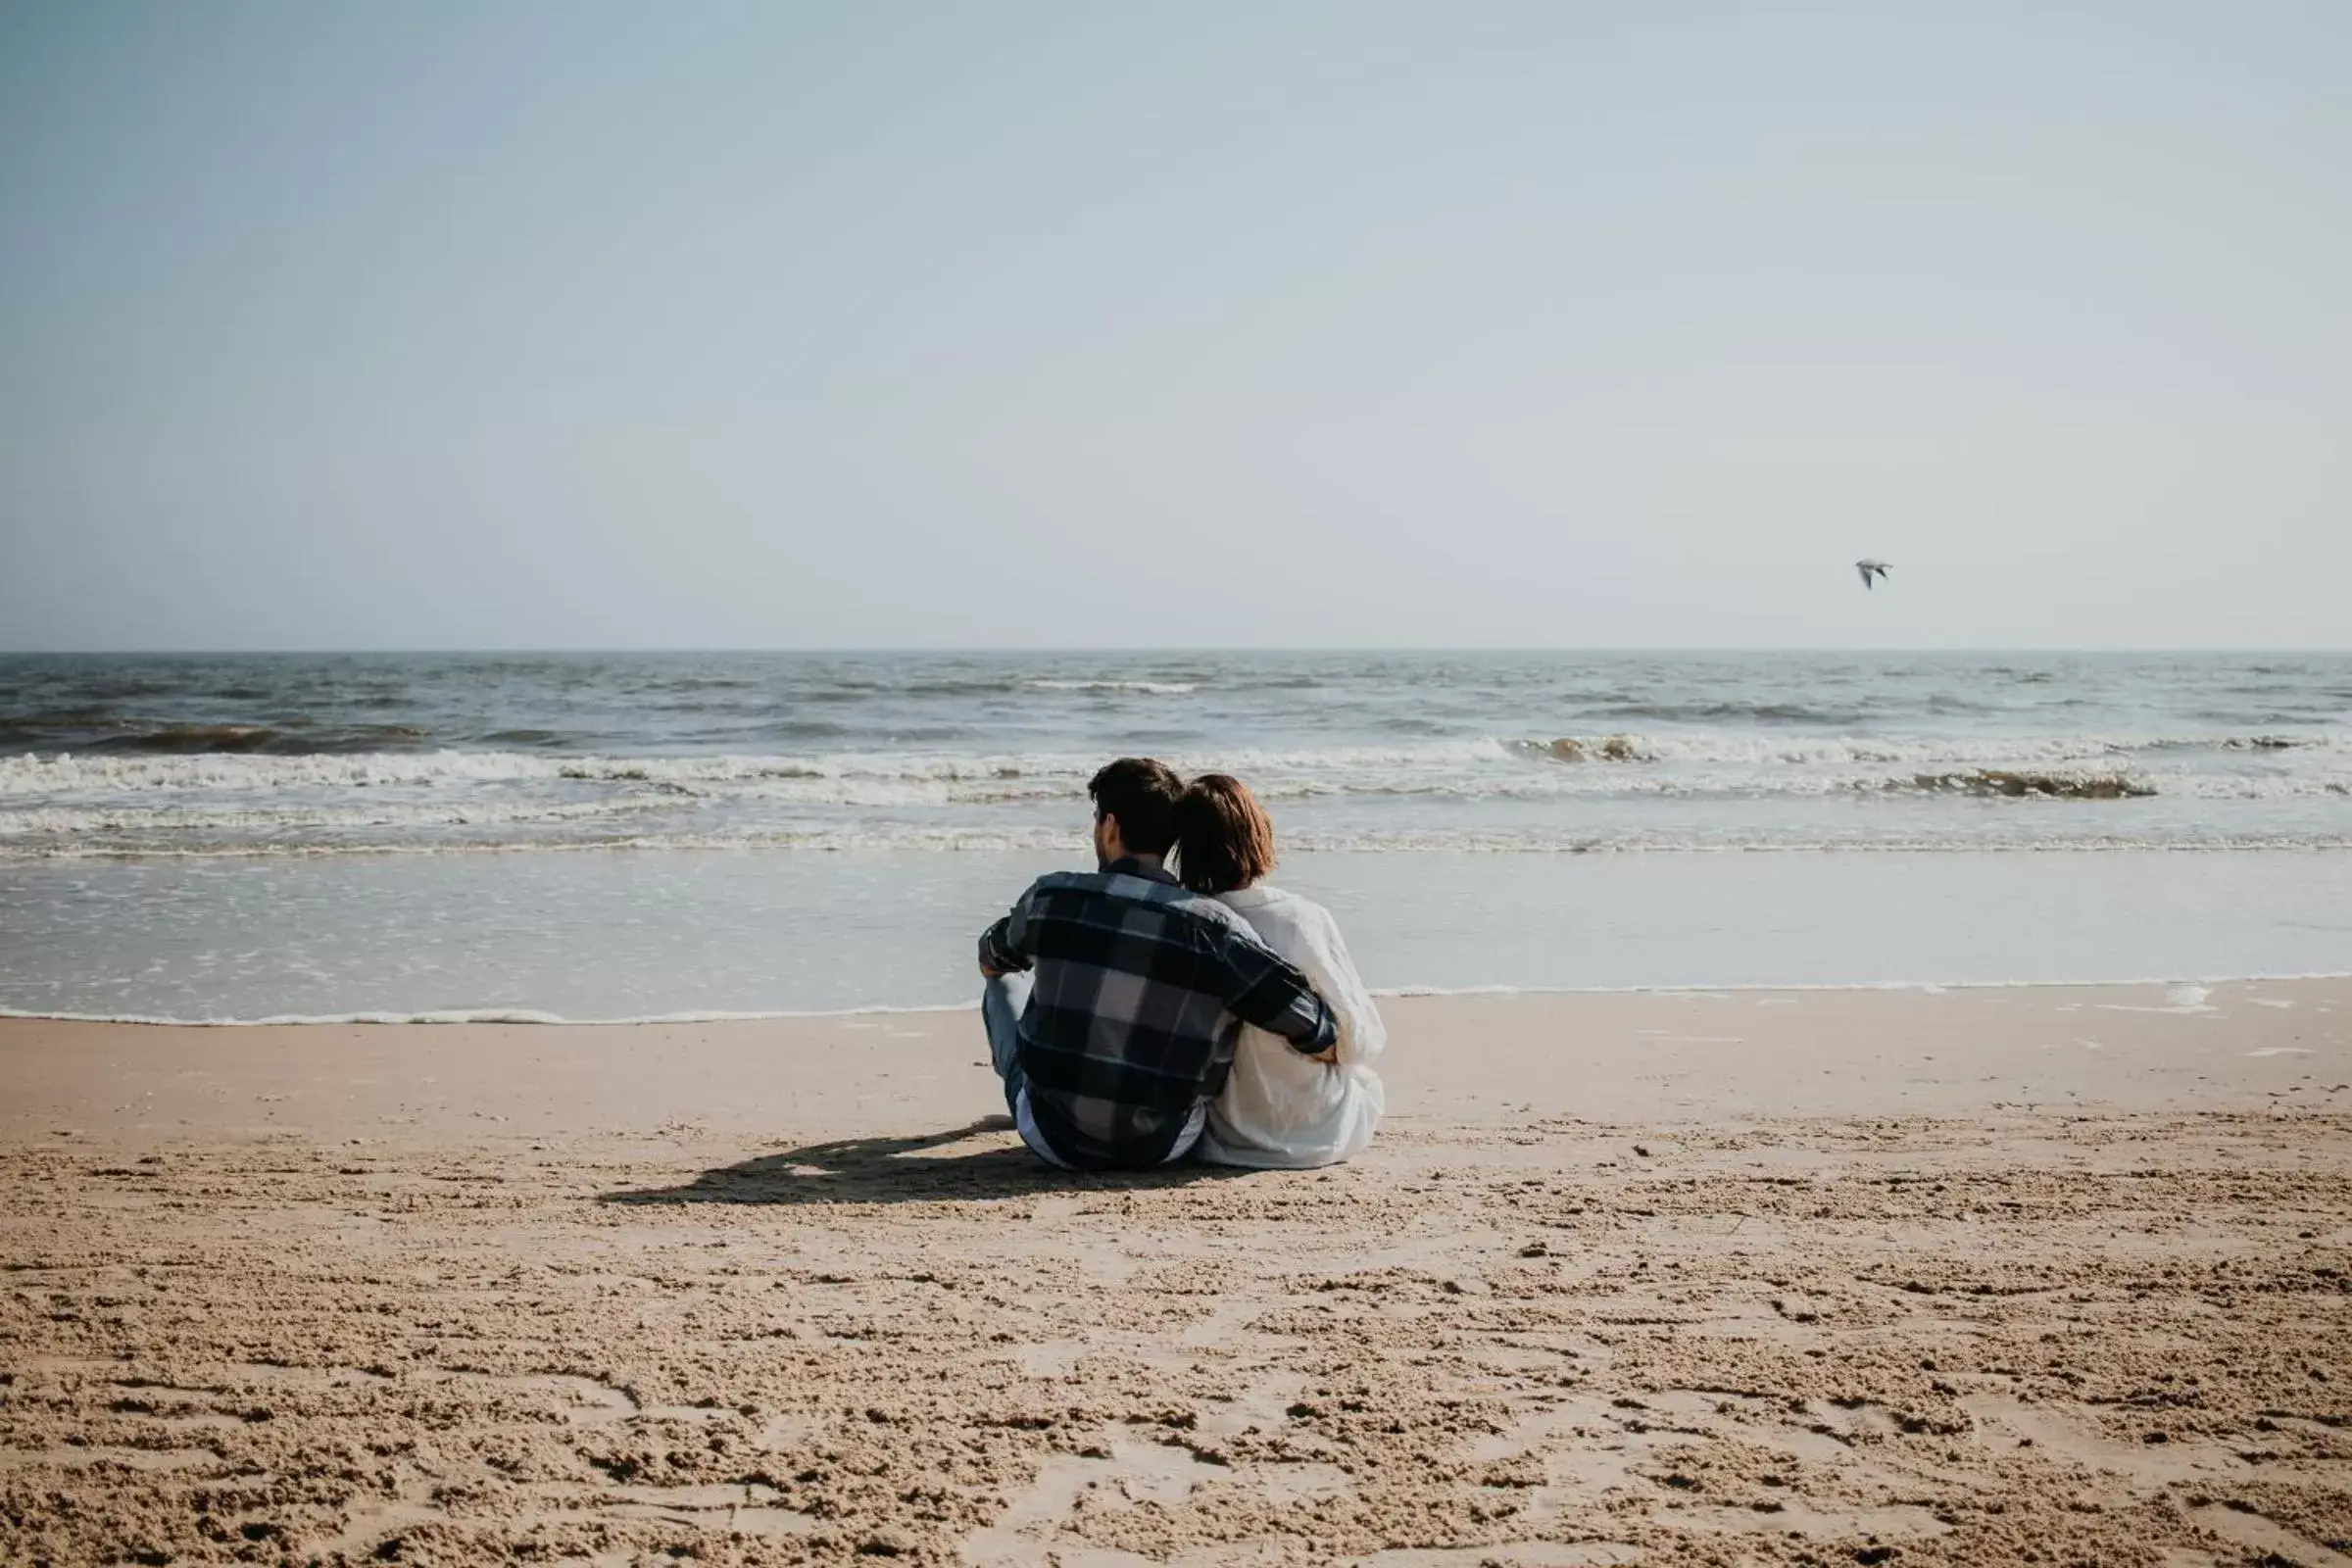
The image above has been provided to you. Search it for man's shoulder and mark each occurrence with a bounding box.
[1022,866,1148,901]
[1024,869,1250,931]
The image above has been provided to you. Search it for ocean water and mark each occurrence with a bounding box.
[2,651,2347,1020]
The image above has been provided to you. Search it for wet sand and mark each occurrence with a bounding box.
[3,980,2349,1565]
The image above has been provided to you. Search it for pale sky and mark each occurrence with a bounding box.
[2,1,2346,651]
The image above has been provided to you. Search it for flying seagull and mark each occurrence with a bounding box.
[1854,559,1890,590]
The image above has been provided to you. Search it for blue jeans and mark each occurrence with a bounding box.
[981,968,1197,1169]
[981,969,1034,1116]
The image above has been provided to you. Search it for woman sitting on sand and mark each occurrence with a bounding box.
[1173,773,1386,1168]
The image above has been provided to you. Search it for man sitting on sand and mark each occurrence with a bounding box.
[976,757,1339,1171]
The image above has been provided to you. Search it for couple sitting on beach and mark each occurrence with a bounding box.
[976,758,1385,1171]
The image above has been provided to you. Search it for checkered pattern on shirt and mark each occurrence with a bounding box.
[977,859,1336,1170]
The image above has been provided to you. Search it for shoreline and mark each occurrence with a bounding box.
[11,839,2352,857]
[5,968,2350,1030]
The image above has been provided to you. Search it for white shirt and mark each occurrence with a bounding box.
[1197,885,1386,1169]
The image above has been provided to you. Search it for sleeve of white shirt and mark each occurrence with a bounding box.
[1303,904,1386,1071]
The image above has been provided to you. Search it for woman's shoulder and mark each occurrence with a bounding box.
[1225,885,1340,940]
[1220,883,1314,911]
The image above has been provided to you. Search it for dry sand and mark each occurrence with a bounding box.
[3,979,2349,1566]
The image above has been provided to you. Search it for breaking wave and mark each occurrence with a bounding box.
[7,729,2343,794]
[1022,679,1201,696]
[1897,770,2158,800]
[3,734,2345,818]
[2,720,2343,860]
[1521,731,2349,767]
[0,742,1521,797]
[0,714,434,753]
[8,826,2351,860]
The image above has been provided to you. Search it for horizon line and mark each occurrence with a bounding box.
[3,645,2349,660]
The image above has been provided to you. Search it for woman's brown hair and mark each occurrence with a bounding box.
[1173,773,1277,895]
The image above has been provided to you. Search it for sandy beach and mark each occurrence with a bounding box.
[4,979,2348,1566]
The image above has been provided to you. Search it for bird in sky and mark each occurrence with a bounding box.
[1854,559,1891,590]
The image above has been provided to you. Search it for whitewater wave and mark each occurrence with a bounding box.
[6,822,2350,860]
[0,795,679,841]
[2,727,2343,861]
[1519,730,2350,767]
[7,729,2344,795]
[1893,770,2157,800]
[1022,678,1201,696]
[5,744,2343,816]
[0,714,436,754]
[0,741,1529,797]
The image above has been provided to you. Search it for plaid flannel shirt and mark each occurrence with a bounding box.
[978,858,1338,1170]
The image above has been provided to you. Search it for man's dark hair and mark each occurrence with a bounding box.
[1088,757,1185,857]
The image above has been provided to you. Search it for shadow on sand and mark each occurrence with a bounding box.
[599,1115,1250,1206]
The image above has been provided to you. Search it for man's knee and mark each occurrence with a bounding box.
[981,973,1028,1080]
